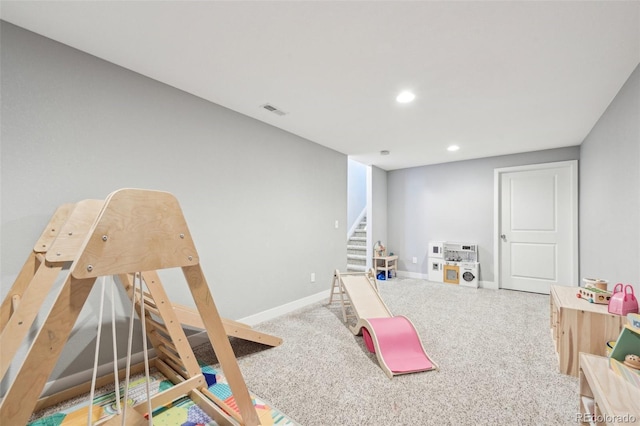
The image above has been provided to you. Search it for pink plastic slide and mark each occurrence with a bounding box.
[361,316,434,374]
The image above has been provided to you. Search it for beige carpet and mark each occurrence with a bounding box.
[31,277,580,425]
[194,277,579,425]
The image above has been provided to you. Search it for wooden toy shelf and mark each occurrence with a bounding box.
[550,285,626,377]
[579,353,640,425]
[373,255,398,278]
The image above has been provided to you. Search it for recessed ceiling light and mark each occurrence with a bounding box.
[447,145,460,152]
[380,150,390,156]
[396,91,416,103]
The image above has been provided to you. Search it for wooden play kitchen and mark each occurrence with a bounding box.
[550,285,626,377]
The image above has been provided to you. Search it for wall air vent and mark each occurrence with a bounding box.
[261,103,287,116]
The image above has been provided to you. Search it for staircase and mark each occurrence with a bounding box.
[347,216,367,272]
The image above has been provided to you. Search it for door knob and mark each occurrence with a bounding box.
[500,234,507,242]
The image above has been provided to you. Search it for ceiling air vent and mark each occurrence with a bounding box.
[261,103,287,116]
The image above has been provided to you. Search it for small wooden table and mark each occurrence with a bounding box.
[550,285,626,377]
[579,353,640,425]
[373,255,398,278]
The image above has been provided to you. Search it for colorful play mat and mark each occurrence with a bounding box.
[29,363,296,426]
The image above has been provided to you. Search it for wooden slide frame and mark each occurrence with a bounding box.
[0,189,271,425]
[329,269,385,327]
[329,269,392,334]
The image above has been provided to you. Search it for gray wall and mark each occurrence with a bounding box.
[1,22,347,385]
[580,64,640,293]
[387,147,580,284]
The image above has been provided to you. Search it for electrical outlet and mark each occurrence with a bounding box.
[311,272,316,283]
[412,257,417,264]
[334,220,339,229]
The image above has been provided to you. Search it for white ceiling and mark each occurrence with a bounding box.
[1,1,639,171]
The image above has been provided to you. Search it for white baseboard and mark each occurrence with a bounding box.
[41,289,329,396]
[396,270,429,280]
[41,350,156,397]
[479,280,498,290]
[237,289,328,326]
[396,270,497,290]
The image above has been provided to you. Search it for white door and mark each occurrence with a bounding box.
[496,161,578,294]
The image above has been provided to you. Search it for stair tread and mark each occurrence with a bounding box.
[347,216,367,272]
[347,264,367,271]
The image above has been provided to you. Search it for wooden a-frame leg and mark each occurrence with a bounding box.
[1,202,75,332]
[182,264,260,426]
[367,269,379,292]
[331,270,349,322]
[0,275,96,426]
[221,318,283,347]
[0,261,63,380]
[0,251,40,332]
[172,302,283,347]
[140,270,202,377]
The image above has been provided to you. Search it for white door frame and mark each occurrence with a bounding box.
[493,160,579,290]
[366,165,373,270]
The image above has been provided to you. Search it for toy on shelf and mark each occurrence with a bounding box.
[630,313,640,329]
[576,286,612,304]
[624,354,640,370]
[373,240,386,257]
[608,284,639,316]
[583,277,608,290]
[608,313,640,389]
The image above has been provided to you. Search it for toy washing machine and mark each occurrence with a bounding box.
[459,262,479,288]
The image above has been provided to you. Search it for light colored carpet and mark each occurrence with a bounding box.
[194,277,579,425]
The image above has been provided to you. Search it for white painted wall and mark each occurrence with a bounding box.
[0,22,347,388]
[580,64,639,293]
[386,147,580,284]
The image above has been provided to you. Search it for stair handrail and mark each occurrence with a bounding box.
[347,207,367,240]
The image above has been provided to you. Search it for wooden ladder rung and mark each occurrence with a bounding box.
[151,330,177,352]
[162,355,188,379]
[35,253,46,264]
[149,330,178,344]
[131,285,156,306]
[157,344,184,368]
[141,301,161,317]
[134,289,157,308]
[147,318,170,337]
[142,295,157,310]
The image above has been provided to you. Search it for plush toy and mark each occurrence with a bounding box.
[623,354,640,370]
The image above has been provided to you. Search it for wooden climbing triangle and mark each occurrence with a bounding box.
[0,188,275,425]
